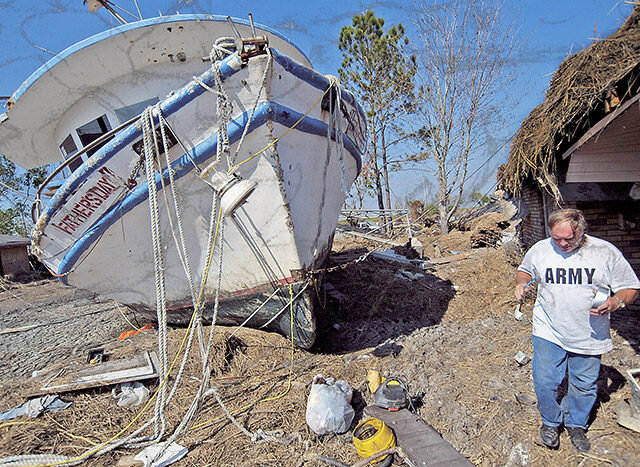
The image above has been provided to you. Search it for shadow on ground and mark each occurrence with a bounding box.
[313,248,455,353]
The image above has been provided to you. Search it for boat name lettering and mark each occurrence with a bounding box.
[52,167,121,235]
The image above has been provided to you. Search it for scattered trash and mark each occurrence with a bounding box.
[506,442,530,466]
[627,368,640,411]
[410,237,424,258]
[513,305,525,321]
[118,322,155,340]
[305,375,354,435]
[514,351,531,365]
[0,395,71,421]
[394,271,425,281]
[515,393,537,406]
[373,377,409,411]
[87,347,105,364]
[353,418,396,466]
[367,370,382,394]
[112,382,150,407]
[133,441,187,467]
[616,399,640,433]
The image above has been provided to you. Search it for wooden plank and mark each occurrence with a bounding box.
[34,351,160,395]
[338,229,403,247]
[364,405,473,466]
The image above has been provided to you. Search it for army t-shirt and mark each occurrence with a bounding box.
[518,235,640,355]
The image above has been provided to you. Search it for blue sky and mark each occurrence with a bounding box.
[0,0,634,205]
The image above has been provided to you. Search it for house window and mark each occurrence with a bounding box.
[76,115,112,157]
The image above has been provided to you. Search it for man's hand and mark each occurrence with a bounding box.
[591,297,620,315]
[515,272,533,302]
[591,289,638,315]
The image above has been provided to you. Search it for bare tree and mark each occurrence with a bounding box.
[413,0,521,234]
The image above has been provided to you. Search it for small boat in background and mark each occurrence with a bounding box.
[0,13,366,348]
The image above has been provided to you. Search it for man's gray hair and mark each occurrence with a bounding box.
[548,208,587,240]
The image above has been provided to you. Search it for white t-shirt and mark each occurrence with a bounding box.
[518,235,640,355]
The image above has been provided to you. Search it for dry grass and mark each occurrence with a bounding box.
[1,220,639,466]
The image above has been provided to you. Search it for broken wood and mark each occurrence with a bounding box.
[32,351,160,396]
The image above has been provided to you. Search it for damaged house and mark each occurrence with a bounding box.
[500,5,640,309]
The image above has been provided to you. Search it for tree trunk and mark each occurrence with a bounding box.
[370,120,386,215]
[381,130,392,235]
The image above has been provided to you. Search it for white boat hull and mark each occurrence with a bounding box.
[0,16,366,348]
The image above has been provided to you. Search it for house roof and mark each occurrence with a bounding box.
[0,234,31,248]
[499,5,640,197]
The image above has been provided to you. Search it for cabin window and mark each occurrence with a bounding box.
[114,97,159,124]
[59,134,83,172]
[76,114,112,157]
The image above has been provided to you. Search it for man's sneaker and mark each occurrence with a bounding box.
[540,424,560,449]
[566,427,590,453]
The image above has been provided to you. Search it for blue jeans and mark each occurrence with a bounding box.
[532,336,601,429]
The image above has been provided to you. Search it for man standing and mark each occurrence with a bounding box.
[515,208,639,452]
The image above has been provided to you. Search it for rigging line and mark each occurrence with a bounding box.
[230,49,273,166]
[0,180,36,203]
[48,296,205,465]
[155,115,201,174]
[230,80,336,172]
[108,0,142,20]
[228,286,283,339]
[259,283,309,330]
[133,0,143,20]
[254,283,295,404]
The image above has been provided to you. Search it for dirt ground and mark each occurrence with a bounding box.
[1,217,639,466]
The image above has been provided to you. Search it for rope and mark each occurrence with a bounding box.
[327,77,349,196]
[20,35,327,466]
[142,106,169,441]
[230,49,272,167]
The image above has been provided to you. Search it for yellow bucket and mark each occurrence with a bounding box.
[352,418,396,464]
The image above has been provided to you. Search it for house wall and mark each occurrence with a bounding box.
[0,245,30,276]
[519,185,640,311]
[520,185,546,248]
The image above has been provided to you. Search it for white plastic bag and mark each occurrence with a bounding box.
[112,382,149,407]
[305,374,354,435]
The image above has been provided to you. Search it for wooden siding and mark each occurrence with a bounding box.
[566,104,640,183]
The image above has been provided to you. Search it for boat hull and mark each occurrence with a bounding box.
[28,48,364,348]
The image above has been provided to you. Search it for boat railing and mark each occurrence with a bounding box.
[33,113,142,222]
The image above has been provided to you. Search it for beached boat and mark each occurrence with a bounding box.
[0,14,366,348]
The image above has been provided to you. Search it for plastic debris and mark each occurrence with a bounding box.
[515,393,537,406]
[112,382,150,407]
[514,351,531,365]
[118,322,155,340]
[133,442,187,467]
[305,375,354,435]
[0,395,71,421]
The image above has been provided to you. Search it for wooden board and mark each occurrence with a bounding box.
[364,405,472,466]
[36,351,160,395]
